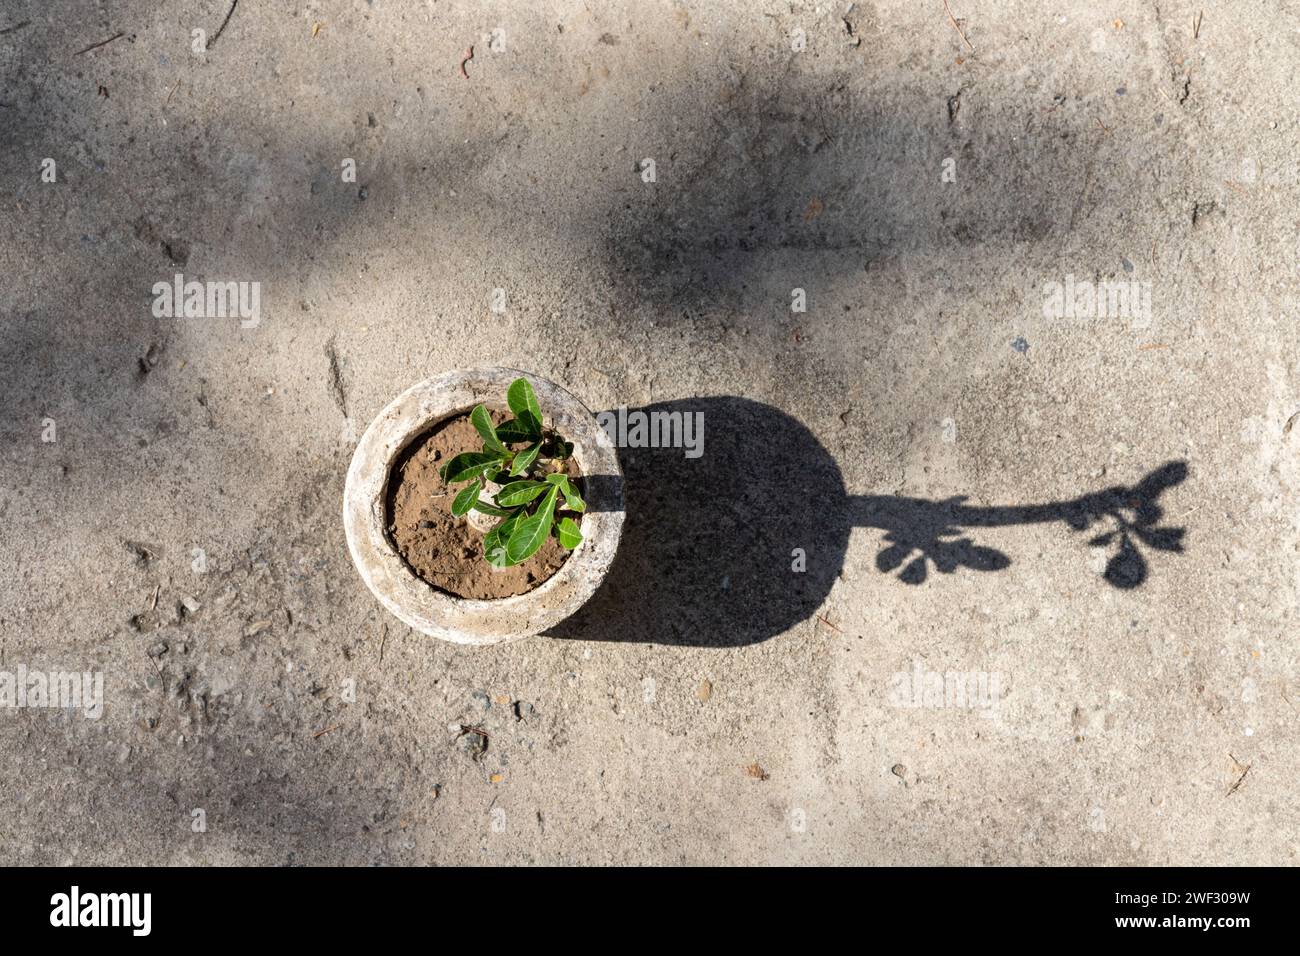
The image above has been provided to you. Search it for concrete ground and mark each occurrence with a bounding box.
[1,0,1297,865]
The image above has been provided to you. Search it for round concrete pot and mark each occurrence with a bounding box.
[343,368,624,645]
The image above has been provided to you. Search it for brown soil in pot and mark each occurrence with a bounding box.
[385,409,581,600]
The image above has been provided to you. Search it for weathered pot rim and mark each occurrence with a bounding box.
[343,368,624,645]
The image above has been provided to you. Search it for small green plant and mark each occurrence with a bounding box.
[438,377,585,568]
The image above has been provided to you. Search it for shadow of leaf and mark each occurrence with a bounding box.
[1103,532,1148,589]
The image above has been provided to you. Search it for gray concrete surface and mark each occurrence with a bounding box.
[1,0,1297,865]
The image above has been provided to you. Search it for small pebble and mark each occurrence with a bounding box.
[513,701,536,722]
[459,732,487,760]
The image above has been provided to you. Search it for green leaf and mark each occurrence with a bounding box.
[471,500,513,518]
[496,480,548,507]
[470,404,504,453]
[507,378,542,425]
[560,477,585,513]
[495,419,535,444]
[520,412,543,438]
[505,486,559,564]
[451,482,480,517]
[484,510,523,568]
[440,451,504,483]
[544,473,585,512]
[510,442,541,477]
[555,516,583,549]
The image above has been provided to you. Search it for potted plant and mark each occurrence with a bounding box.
[343,368,624,645]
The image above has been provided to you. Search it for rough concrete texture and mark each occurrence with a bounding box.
[1,0,1297,865]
